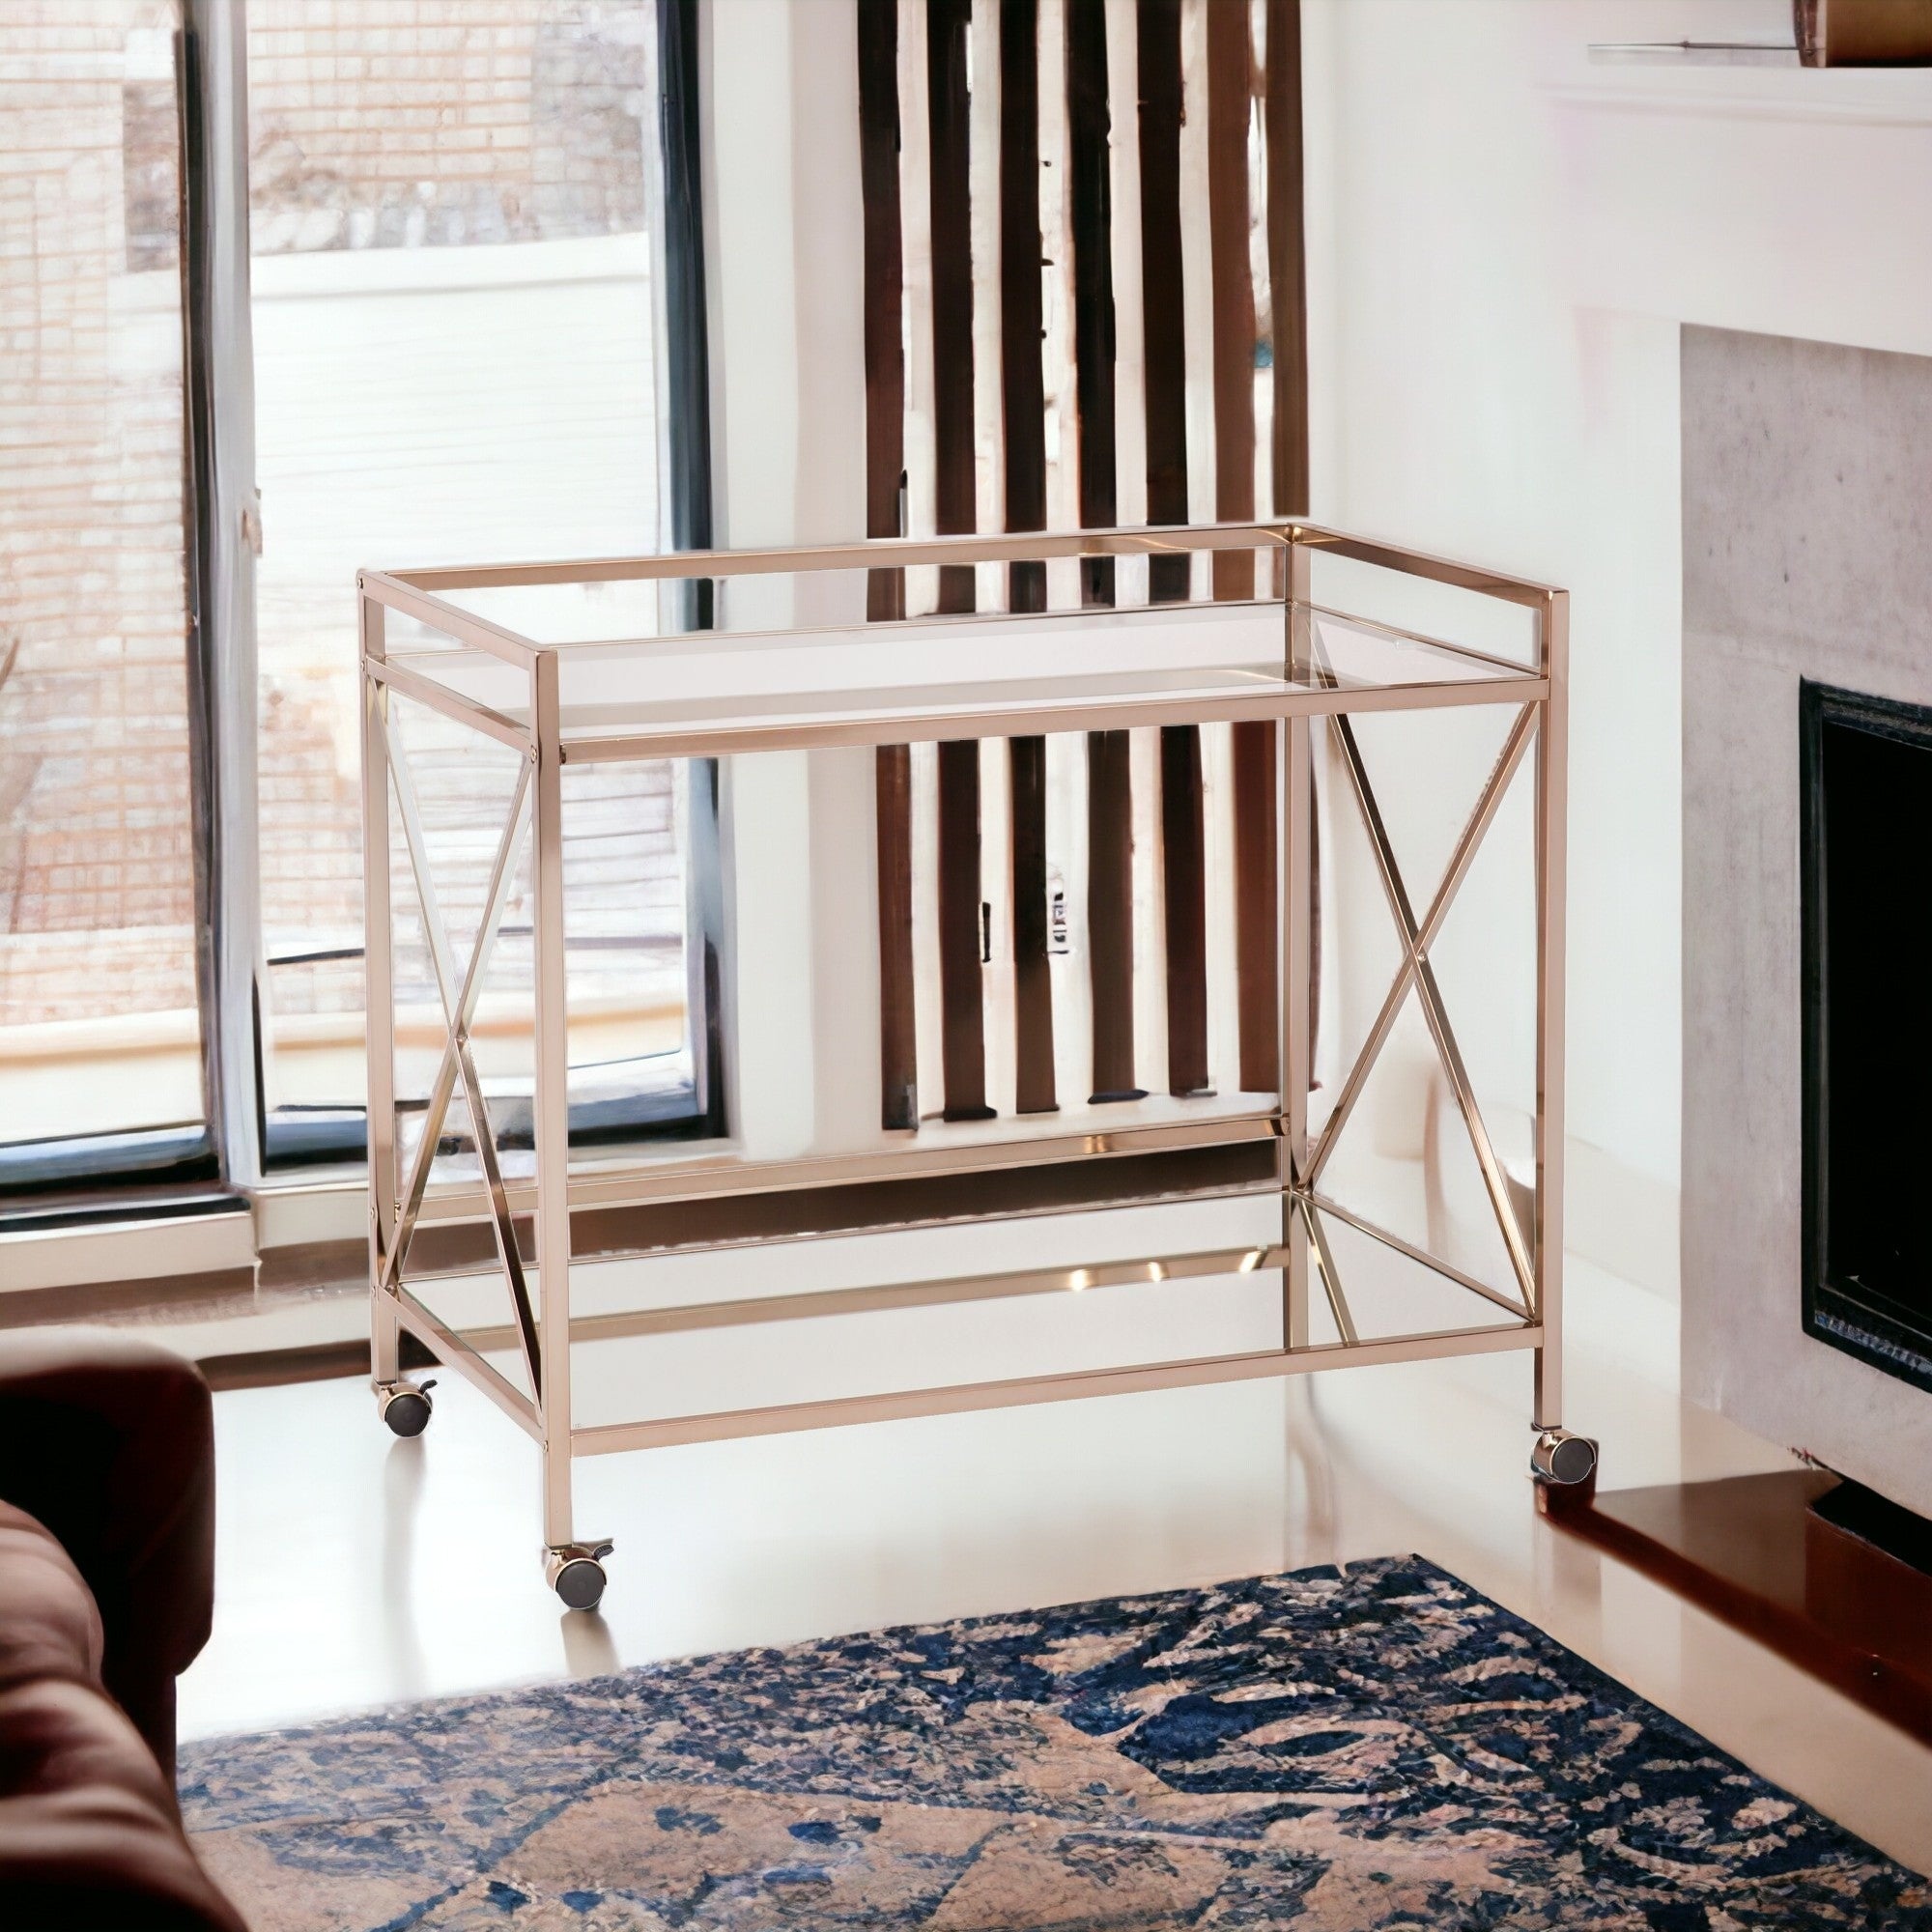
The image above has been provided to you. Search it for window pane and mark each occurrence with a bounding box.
[0,3,206,1166]
[246,1,693,1158]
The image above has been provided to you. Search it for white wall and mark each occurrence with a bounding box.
[1304,0,1932,1304]
[702,0,883,1161]
[702,0,1932,1314]
[684,1,1289,1388]
[1680,327,1932,1519]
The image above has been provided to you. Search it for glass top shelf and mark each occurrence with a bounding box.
[377,596,1542,755]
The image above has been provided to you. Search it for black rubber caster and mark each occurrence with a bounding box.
[378,1378,437,1438]
[1530,1427,1598,1488]
[547,1541,613,1610]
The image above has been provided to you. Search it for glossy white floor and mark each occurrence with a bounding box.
[178,1256,1932,1874]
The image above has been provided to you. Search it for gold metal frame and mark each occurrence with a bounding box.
[359,520,1573,1598]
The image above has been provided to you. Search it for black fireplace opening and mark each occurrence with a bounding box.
[1803,680,1932,1394]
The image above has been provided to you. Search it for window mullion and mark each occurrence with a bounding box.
[182,0,265,1191]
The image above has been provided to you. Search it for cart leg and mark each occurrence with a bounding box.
[1281,558,1314,1349]
[372,1277,401,1387]
[371,1264,432,1437]
[362,590,432,1438]
[531,652,610,1612]
[1283,1192,1310,1350]
[371,1223,434,1438]
[1531,1340,1596,1493]
[1528,589,1594,1502]
[1282,719,1312,1346]
[542,1437,610,1609]
[1532,1339,1559,1434]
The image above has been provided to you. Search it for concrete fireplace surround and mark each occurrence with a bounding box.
[1683,324,1932,1519]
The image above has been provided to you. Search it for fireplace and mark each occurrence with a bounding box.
[1683,327,1932,1522]
[1802,680,1932,1394]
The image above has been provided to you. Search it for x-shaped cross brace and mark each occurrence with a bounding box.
[1293,695,1543,1324]
[376,711,545,1405]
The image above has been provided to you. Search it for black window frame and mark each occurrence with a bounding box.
[0,0,723,1214]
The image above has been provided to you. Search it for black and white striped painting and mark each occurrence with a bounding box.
[858,0,1308,1132]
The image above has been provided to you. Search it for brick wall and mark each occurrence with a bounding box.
[241,1,676,1083]
[246,0,647,255]
[0,3,199,1031]
[0,2,676,1063]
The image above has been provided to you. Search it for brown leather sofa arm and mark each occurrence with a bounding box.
[0,1660,250,1932]
[0,1330,217,1773]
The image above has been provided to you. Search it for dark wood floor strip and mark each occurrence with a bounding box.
[860,0,916,1128]
[1136,0,1208,1094]
[938,739,994,1120]
[1001,0,1056,1113]
[859,0,907,617]
[1086,729,1144,1101]
[926,1,988,1115]
[1001,0,1047,617]
[1065,0,1116,609]
[1265,0,1314,1092]
[926,0,978,617]
[1209,4,1279,1095]
[1208,0,1256,603]
[1232,719,1279,1093]
[1547,1470,1932,1750]
[1136,0,1188,603]
[876,744,919,1128]
[1265,0,1310,521]
[1160,723,1209,1094]
[1009,735,1057,1111]
[198,1333,436,1394]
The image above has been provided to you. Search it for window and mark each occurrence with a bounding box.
[0,0,712,1204]
[0,2,213,1194]
[244,0,702,1167]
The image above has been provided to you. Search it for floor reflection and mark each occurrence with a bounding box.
[382,1435,429,1701]
[560,1609,621,1679]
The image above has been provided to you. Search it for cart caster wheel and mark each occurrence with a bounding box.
[547,1542,613,1611]
[378,1378,437,1438]
[1531,1427,1598,1489]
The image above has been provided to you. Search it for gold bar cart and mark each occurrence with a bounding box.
[358,523,1591,1606]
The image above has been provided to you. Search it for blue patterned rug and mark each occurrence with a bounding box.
[180,1554,1928,1929]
